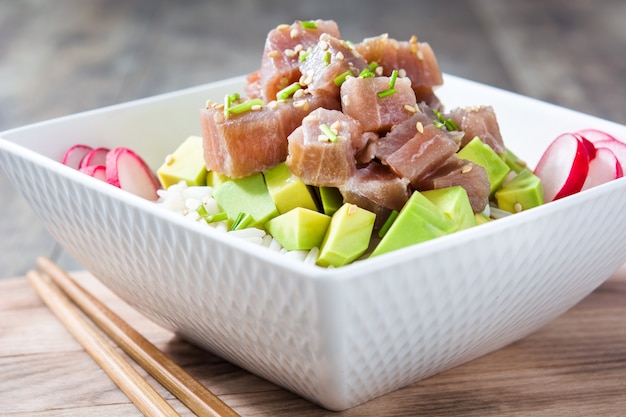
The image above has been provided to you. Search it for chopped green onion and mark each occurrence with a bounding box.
[359,67,375,78]
[433,109,459,131]
[320,123,339,142]
[334,70,354,86]
[368,61,378,71]
[228,98,263,116]
[377,88,396,98]
[223,93,240,118]
[323,51,331,66]
[276,82,302,100]
[299,49,311,62]
[389,69,398,88]
[196,204,208,218]
[231,212,253,230]
[196,206,228,224]
[378,210,399,238]
[301,20,318,29]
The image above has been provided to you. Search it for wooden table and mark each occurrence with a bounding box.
[1,267,625,416]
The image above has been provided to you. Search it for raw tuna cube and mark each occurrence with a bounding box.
[340,75,417,133]
[299,33,368,100]
[254,20,341,101]
[340,162,410,212]
[286,108,363,187]
[373,112,435,160]
[448,106,505,154]
[383,124,459,187]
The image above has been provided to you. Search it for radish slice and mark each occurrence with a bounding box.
[79,165,107,182]
[593,139,626,170]
[61,144,92,169]
[79,147,110,169]
[576,128,619,144]
[534,133,591,202]
[105,147,160,201]
[576,134,596,161]
[582,147,624,190]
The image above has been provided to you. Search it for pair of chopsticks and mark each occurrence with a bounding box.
[27,257,240,417]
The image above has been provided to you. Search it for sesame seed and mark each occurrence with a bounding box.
[398,68,407,78]
[165,154,175,165]
[417,49,424,60]
[293,88,305,99]
[268,50,280,58]
[277,24,290,31]
[267,100,278,109]
[336,51,344,61]
[461,164,473,173]
[409,35,417,44]
[404,104,417,113]
[319,40,329,50]
[514,203,523,213]
[294,44,304,52]
[416,121,424,134]
[284,49,296,58]
[204,99,214,109]
[318,134,330,142]
[251,104,262,111]
[290,28,299,39]
[330,120,341,131]
[375,66,383,76]
[347,204,358,215]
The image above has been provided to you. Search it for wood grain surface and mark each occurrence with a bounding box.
[1,266,625,416]
[1,0,625,277]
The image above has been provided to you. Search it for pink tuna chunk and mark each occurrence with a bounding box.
[448,106,506,154]
[340,75,417,133]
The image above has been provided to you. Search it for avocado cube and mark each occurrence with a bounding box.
[319,186,344,216]
[263,163,318,214]
[206,170,230,188]
[317,203,376,267]
[422,186,477,230]
[265,207,331,251]
[370,191,458,258]
[157,136,207,188]
[213,173,279,228]
[495,169,544,213]
[457,137,511,195]
[475,212,492,225]
[502,148,529,174]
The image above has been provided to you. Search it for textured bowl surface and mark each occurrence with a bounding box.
[2,75,626,410]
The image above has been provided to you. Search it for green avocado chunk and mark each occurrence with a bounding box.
[502,148,529,174]
[206,170,229,188]
[421,186,477,230]
[157,136,207,188]
[317,203,376,267]
[370,191,458,258]
[319,186,344,216]
[265,207,331,250]
[495,168,544,213]
[457,137,511,196]
[213,173,279,228]
[263,163,318,214]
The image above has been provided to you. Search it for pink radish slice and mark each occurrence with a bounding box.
[105,147,160,201]
[79,165,107,182]
[576,128,619,144]
[61,144,92,169]
[534,132,591,202]
[79,147,110,169]
[575,133,596,161]
[594,139,626,170]
[582,147,623,190]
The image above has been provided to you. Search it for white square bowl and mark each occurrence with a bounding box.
[2,74,626,411]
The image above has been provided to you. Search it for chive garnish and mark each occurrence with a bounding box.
[359,67,375,78]
[368,61,378,71]
[299,49,311,62]
[377,88,396,98]
[231,212,253,230]
[196,206,228,224]
[276,82,302,100]
[378,210,399,238]
[389,69,398,88]
[433,109,459,131]
[301,20,318,29]
[320,123,339,142]
[333,70,354,86]
[228,98,263,115]
[323,51,331,66]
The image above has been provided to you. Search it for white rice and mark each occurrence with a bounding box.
[156,181,318,264]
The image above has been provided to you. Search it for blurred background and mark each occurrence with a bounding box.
[1,0,625,277]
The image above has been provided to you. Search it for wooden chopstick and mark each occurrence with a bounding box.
[26,269,180,417]
[35,256,240,417]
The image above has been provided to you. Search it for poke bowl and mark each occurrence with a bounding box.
[2,23,626,411]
